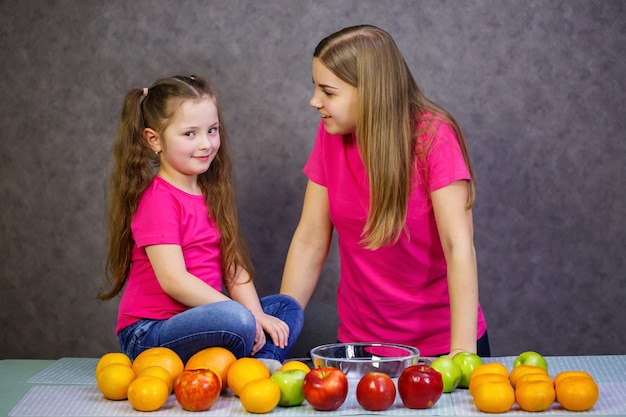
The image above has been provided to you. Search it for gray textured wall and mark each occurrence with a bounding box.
[1,1,624,360]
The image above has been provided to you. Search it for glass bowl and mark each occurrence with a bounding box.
[309,342,420,379]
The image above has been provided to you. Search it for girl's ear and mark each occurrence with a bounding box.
[143,128,162,153]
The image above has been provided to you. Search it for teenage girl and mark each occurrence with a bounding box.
[280,26,490,357]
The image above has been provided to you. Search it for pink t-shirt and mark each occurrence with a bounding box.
[116,176,223,333]
[304,118,487,356]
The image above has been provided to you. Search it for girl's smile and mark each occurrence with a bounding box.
[193,154,212,162]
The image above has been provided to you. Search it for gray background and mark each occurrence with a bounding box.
[1,1,624,360]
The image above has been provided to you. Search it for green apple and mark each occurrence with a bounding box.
[514,351,548,372]
[451,352,483,389]
[270,369,307,407]
[430,357,462,393]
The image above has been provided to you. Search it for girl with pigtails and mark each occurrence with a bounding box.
[99,75,302,370]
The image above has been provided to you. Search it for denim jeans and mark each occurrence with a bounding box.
[118,294,304,364]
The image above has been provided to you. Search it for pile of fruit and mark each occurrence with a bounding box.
[95,346,312,413]
[95,348,600,414]
[431,350,600,413]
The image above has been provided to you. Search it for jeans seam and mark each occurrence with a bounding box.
[160,330,248,354]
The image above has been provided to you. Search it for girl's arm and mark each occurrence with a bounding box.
[280,180,333,309]
[147,244,289,355]
[146,244,230,306]
[431,180,479,356]
[226,268,290,355]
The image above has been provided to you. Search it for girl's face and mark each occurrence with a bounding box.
[310,58,358,135]
[153,98,220,193]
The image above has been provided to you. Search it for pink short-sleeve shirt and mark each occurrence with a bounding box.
[304,118,487,356]
[116,176,222,333]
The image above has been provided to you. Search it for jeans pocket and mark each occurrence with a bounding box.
[118,319,161,359]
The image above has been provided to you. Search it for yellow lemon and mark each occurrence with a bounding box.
[138,365,174,392]
[239,378,281,413]
[131,347,184,381]
[280,360,310,373]
[226,357,270,396]
[127,375,170,412]
[96,363,136,400]
[95,352,132,377]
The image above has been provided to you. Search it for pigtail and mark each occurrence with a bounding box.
[98,88,154,300]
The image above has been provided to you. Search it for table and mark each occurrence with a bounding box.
[1,356,625,417]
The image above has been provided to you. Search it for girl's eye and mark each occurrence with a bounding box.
[322,90,333,97]
[208,127,218,135]
[184,131,196,137]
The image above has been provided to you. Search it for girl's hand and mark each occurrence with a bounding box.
[446,348,466,359]
[225,267,290,353]
[255,313,290,350]
[251,321,266,356]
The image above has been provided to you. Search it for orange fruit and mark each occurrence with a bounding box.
[509,365,548,388]
[280,360,311,373]
[516,372,553,386]
[555,375,599,411]
[138,365,174,392]
[239,378,281,414]
[469,373,509,396]
[515,379,556,412]
[127,375,170,412]
[554,370,594,388]
[185,347,236,392]
[227,357,270,396]
[95,352,132,377]
[96,363,136,400]
[470,362,509,382]
[132,347,184,381]
[472,381,515,413]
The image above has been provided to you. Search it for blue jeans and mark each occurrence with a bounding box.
[118,294,304,364]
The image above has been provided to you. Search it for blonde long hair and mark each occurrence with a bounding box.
[98,75,253,300]
[314,25,475,249]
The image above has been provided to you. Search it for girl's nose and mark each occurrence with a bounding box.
[199,133,212,150]
[206,133,220,152]
[310,92,322,109]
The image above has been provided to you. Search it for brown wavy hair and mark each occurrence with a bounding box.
[314,25,475,249]
[97,75,253,300]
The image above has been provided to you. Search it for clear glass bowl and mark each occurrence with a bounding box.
[309,342,420,379]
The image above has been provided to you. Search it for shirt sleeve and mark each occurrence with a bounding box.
[426,121,471,192]
[303,121,328,186]
[131,184,182,248]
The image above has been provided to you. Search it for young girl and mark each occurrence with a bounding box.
[280,26,490,357]
[98,75,303,369]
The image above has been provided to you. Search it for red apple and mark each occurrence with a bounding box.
[398,364,443,409]
[174,368,221,412]
[356,372,396,411]
[302,367,348,411]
